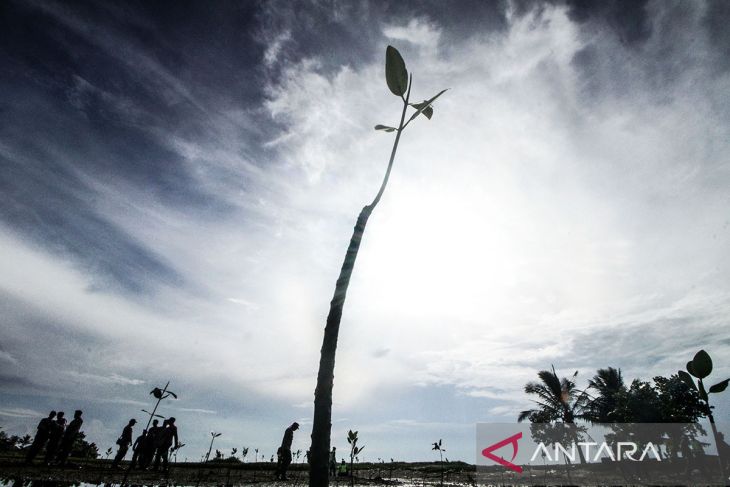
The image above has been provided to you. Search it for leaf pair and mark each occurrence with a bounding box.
[374,89,448,132]
[150,387,178,399]
[376,46,448,133]
[347,429,358,444]
[679,349,729,401]
[406,89,447,123]
[686,350,712,379]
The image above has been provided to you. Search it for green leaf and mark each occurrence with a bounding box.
[691,350,713,379]
[678,370,697,391]
[374,124,396,132]
[687,361,697,377]
[406,89,448,124]
[709,378,729,394]
[385,46,408,97]
[409,102,433,120]
[698,380,708,402]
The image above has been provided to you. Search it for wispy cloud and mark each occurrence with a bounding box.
[1,0,729,463]
[175,408,217,415]
[0,351,18,365]
[0,408,43,419]
[65,371,145,386]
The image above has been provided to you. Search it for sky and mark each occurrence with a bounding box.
[1,0,730,463]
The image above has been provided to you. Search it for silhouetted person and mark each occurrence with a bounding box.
[329,447,337,477]
[130,429,147,469]
[111,419,136,468]
[56,410,83,466]
[25,411,56,464]
[44,412,66,465]
[141,419,161,469]
[275,422,299,480]
[153,417,178,471]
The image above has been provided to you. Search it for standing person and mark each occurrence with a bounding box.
[130,429,147,469]
[141,419,161,469]
[329,447,337,477]
[111,419,136,468]
[56,410,83,466]
[153,417,178,471]
[44,412,66,465]
[338,459,348,477]
[275,422,299,480]
[25,411,56,464]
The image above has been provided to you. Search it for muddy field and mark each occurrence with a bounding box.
[2,456,725,486]
[0,457,479,487]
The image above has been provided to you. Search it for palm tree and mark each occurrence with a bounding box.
[518,366,592,463]
[587,367,625,423]
[309,45,446,487]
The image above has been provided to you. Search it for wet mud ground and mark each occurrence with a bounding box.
[0,458,477,486]
[1,458,726,486]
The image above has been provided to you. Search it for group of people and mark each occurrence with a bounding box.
[112,417,179,471]
[25,411,346,479]
[25,410,84,466]
[23,408,180,472]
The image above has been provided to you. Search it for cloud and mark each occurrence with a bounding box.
[64,371,145,386]
[1,0,729,462]
[383,19,441,48]
[175,408,217,415]
[0,408,43,419]
[0,351,18,365]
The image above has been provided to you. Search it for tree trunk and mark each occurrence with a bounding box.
[708,412,726,482]
[309,86,411,487]
[309,205,372,486]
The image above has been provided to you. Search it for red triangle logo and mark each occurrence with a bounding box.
[481,432,523,473]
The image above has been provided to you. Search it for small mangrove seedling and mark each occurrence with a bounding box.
[145,382,177,430]
[309,44,448,487]
[205,432,222,462]
[347,430,365,487]
[432,439,446,486]
[679,349,729,477]
[172,443,185,463]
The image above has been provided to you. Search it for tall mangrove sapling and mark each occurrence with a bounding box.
[309,45,447,487]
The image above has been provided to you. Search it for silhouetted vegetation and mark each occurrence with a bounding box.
[518,360,716,426]
[309,44,447,487]
[517,353,729,470]
[431,439,445,486]
[678,349,729,475]
[346,430,364,487]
